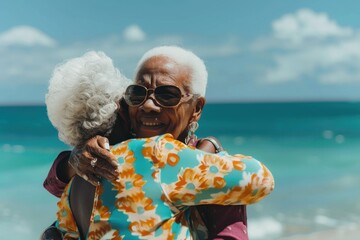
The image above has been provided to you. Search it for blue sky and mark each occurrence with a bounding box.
[1,0,360,104]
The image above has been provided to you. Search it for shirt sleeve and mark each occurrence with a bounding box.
[43,151,71,198]
[153,134,275,206]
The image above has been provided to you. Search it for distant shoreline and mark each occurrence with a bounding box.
[1,99,360,107]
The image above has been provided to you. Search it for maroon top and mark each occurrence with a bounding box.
[43,151,71,198]
[44,151,248,240]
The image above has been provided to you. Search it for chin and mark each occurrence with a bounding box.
[136,128,167,138]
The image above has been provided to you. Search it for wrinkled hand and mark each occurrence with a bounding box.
[69,135,119,186]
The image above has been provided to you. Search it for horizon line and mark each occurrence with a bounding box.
[1,98,360,106]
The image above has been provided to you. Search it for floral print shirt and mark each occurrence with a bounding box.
[56,134,274,239]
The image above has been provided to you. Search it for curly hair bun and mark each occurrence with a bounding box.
[46,51,130,146]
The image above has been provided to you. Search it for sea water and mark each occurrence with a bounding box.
[1,102,360,240]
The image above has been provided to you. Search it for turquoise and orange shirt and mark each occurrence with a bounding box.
[56,134,274,239]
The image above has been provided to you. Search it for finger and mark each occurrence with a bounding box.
[87,136,118,169]
[79,172,100,186]
[79,165,117,184]
[70,138,115,180]
[73,136,118,178]
[85,152,119,178]
[93,165,118,181]
[76,154,117,181]
[91,138,119,169]
[98,137,110,151]
[73,149,118,181]
[86,173,101,186]
[90,157,119,179]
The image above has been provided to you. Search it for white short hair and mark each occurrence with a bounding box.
[46,51,130,146]
[135,46,208,96]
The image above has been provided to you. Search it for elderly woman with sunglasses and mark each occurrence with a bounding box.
[43,46,274,239]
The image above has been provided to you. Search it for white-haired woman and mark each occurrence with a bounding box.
[43,50,274,240]
[43,47,274,239]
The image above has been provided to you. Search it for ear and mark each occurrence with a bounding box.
[191,97,206,122]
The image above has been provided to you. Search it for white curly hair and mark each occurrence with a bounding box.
[46,51,130,146]
[135,45,208,96]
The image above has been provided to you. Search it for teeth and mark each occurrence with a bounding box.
[142,122,161,126]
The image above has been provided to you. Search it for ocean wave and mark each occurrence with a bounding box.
[1,144,25,153]
[322,130,346,143]
[248,217,283,239]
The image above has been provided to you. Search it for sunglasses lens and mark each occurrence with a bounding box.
[40,226,63,240]
[125,85,147,106]
[155,86,182,106]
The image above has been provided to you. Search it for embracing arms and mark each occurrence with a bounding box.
[43,135,224,197]
[113,134,275,207]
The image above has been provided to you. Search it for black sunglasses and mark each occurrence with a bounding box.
[40,225,64,240]
[124,84,199,108]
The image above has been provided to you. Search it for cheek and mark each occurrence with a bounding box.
[128,107,136,116]
[128,109,137,124]
[169,107,191,130]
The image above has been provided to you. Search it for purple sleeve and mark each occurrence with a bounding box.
[196,205,248,240]
[43,151,71,198]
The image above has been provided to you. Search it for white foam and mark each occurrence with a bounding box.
[1,144,12,151]
[13,145,25,153]
[234,136,245,145]
[248,217,283,239]
[335,134,345,143]
[322,130,334,139]
[315,215,338,226]
[1,144,25,153]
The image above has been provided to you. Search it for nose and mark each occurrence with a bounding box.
[141,96,161,113]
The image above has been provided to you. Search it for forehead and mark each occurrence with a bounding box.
[136,56,191,89]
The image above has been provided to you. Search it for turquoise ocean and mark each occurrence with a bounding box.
[1,102,360,240]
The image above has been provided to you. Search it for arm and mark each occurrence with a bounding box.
[194,137,248,240]
[153,134,274,206]
[196,136,224,153]
[43,151,72,198]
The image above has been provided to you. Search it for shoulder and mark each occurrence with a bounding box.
[197,136,224,153]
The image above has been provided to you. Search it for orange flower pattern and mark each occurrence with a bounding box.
[56,134,274,239]
[56,180,80,239]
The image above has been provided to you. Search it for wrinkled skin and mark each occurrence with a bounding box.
[128,56,205,141]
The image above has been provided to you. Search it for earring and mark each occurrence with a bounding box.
[185,121,199,145]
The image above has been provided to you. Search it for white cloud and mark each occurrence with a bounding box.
[255,9,360,85]
[272,9,353,46]
[0,24,243,103]
[319,69,360,84]
[0,25,56,47]
[123,24,146,42]
[264,36,360,84]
